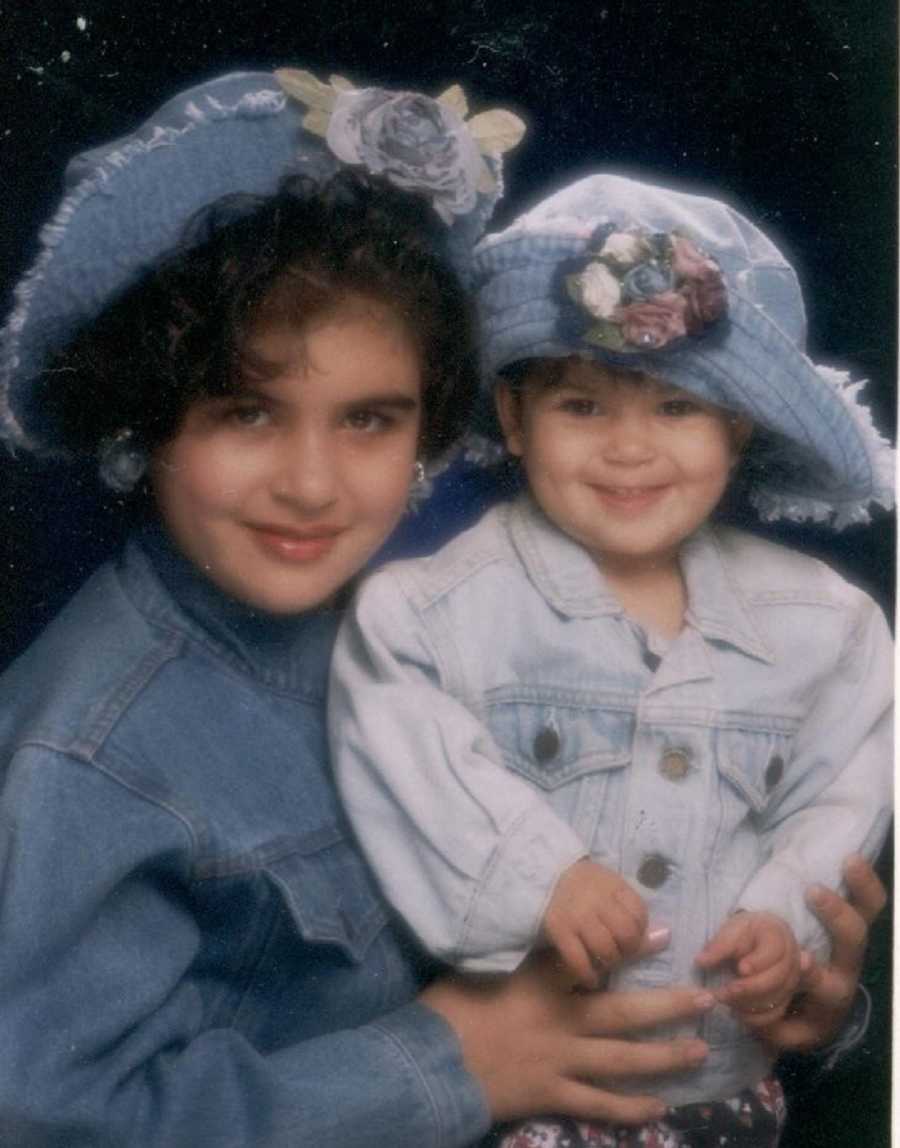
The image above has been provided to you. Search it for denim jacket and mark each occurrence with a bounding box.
[330,494,893,1106]
[0,523,488,1147]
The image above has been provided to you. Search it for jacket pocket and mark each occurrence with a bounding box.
[484,685,635,792]
[258,827,389,963]
[715,719,798,813]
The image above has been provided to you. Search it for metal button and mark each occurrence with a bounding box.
[765,754,784,790]
[533,726,560,764]
[637,854,671,889]
[659,748,690,781]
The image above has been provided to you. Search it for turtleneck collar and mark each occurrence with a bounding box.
[119,517,345,698]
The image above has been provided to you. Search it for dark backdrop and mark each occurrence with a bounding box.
[0,3,894,1145]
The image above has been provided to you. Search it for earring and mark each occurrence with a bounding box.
[98,427,147,493]
[407,459,430,512]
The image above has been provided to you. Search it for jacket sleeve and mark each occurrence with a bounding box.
[0,745,488,1148]
[735,589,893,957]
[329,570,588,973]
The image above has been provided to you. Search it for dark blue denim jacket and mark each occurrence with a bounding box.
[0,523,488,1147]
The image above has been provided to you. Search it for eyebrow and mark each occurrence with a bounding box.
[343,393,420,410]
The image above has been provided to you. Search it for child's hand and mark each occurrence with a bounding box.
[695,911,802,1029]
[541,859,648,989]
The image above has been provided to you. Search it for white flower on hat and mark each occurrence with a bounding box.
[572,260,621,318]
[599,231,646,265]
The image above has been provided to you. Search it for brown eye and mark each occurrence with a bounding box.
[658,399,700,417]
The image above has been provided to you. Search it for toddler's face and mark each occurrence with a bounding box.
[496,359,750,577]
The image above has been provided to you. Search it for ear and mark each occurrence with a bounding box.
[495,381,525,457]
[729,415,753,460]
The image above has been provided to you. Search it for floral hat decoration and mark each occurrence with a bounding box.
[470,172,894,527]
[0,68,524,461]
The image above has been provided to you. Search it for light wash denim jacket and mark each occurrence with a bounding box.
[0,522,488,1147]
[330,494,893,1106]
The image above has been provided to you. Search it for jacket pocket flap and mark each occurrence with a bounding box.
[261,829,389,962]
[716,725,796,813]
[485,688,634,790]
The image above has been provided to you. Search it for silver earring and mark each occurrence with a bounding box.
[407,459,430,512]
[98,427,147,493]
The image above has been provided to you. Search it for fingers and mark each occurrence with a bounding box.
[843,854,888,924]
[695,915,752,970]
[552,1079,670,1126]
[549,928,601,990]
[567,1034,709,1081]
[580,985,716,1036]
[805,884,867,975]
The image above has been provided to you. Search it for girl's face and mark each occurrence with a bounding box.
[496,359,751,577]
[151,297,422,614]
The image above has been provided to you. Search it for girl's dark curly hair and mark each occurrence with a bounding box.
[38,170,477,464]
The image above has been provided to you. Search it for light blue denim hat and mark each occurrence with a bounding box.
[472,173,894,527]
[1,69,524,456]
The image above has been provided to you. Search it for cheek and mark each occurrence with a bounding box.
[347,444,417,525]
[154,439,257,521]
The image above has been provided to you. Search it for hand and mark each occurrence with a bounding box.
[541,859,649,988]
[762,854,887,1053]
[695,910,802,1030]
[422,948,714,1126]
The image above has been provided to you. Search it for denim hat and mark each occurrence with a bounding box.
[1,69,524,455]
[472,173,894,527]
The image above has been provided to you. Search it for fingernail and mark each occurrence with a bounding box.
[806,885,827,907]
[799,950,812,972]
[647,924,671,947]
[693,991,715,1010]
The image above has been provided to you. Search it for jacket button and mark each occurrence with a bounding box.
[765,755,784,790]
[637,854,671,889]
[659,748,690,781]
[533,726,561,764]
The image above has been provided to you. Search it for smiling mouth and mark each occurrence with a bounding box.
[592,484,670,511]
[248,523,345,561]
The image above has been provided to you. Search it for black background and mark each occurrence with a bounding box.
[0,2,894,1144]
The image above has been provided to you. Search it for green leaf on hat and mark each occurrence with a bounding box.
[467,109,526,155]
[328,74,356,92]
[583,321,627,351]
[302,109,331,137]
[437,83,469,117]
[275,68,337,112]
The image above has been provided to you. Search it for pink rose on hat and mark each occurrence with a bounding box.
[615,292,688,349]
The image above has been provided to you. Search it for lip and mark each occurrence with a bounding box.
[591,484,670,514]
[248,522,345,562]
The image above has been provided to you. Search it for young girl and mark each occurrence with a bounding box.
[330,172,894,1146]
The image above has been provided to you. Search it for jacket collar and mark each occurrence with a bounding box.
[507,494,773,663]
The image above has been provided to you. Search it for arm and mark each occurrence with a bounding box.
[732,592,892,956]
[330,571,588,972]
[0,746,486,1148]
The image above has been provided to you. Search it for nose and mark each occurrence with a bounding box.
[600,410,656,465]
[271,427,339,513]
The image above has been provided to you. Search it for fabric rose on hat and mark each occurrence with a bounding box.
[275,69,525,227]
[326,88,483,224]
[671,235,727,333]
[561,225,727,352]
[615,292,688,349]
[569,261,621,319]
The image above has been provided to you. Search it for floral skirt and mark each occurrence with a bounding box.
[492,1077,785,1148]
